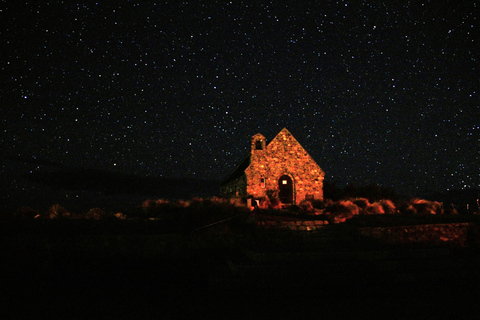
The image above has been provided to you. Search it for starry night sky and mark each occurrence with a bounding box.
[2,1,479,204]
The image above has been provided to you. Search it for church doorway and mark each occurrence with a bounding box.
[278,175,293,204]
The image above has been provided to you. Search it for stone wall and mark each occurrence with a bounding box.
[257,219,328,231]
[245,128,324,204]
[358,223,480,247]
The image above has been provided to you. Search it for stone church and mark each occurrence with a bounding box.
[220,128,324,204]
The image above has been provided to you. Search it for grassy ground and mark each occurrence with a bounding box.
[2,212,480,319]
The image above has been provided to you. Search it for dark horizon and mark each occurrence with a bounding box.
[1,154,478,216]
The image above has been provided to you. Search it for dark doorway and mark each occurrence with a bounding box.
[278,175,293,204]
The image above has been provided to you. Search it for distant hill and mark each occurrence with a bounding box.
[1,160,219,214]
[25,167,219,199]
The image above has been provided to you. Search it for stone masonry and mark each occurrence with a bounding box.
[220,128,325,204]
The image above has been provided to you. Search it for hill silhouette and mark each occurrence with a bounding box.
[25,167,218,199]
[0,157,219,214]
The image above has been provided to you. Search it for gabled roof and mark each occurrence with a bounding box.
[220,154,250,186]
[277,127,292,136]
[270,128,324,174]
[220,128,323,186]
[270,128,292,143]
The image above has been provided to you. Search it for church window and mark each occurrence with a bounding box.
[261,178,265,188]
[255,140,263,150]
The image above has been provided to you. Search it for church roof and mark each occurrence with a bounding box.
[219,128,322,186]
[219,155,250,186]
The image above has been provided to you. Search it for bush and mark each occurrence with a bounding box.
[398,199,444,215]
[47,204,71,219]
[379,199,397,215]
[266,189,278,202]
[263,190,282,209]
[365,202,385,215]
[325,200,360,223]
[299,200,315,215]
[258,196,282,210]
[140,199,175,219]
[351,198,371,214]
[85,207,106,220]
[114,212,126,220]
[408,199,444,215]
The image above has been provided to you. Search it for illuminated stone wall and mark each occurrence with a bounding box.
[220,128,324,204]
[245,128,324,204]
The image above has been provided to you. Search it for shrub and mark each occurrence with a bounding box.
[365,202,385,215]
[260,197,272,209]
[379,199,396,215]
[85,207,105,220]
[399,199,444,215]
[140,199,173,219]
[262,195,282,209]
[325,200,359,223]
[266,189,279,202]
[114,212,126,220]
[299,199,315,215]
[395,200,415,215]
[409,199,444,215]
[323,199,335,207]
[175,199,191,208]
[141,199,157,210]
[351,198,370,214]
[47,204,70,219]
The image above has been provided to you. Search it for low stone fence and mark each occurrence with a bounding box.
[256,220,328,231]
[254,219,480,247]
[358,223,480,247]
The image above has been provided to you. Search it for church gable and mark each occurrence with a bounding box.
[266,128,313,162]
[245,128,324,203]
[220,128,324,204]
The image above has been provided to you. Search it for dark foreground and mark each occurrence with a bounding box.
[3,256,479,320]
[2,218,479,319]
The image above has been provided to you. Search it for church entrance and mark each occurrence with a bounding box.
[278,175,293,204]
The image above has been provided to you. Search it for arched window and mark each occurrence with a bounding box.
[255,140,263,150]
